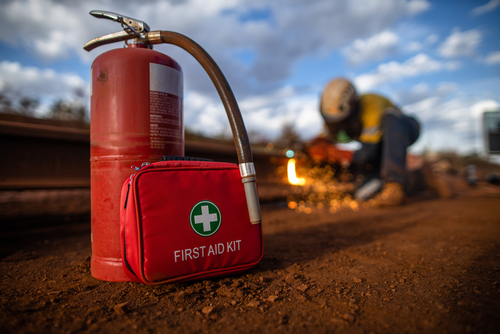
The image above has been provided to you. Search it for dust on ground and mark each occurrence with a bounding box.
[1,189,500,333]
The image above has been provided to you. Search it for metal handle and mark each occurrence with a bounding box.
[83,10,150,51]
[89,10,150,33]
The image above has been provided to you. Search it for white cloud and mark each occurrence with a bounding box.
[438,28,482,58]
[406,41,423,52]
[406,33,438,53]
[484,51,500,65]
[425,34,439,45]
[394,82,457,106]
[342,30,399,66]
[0,0,90,60]
[0,61,86,96]
[354,53,460,91]
[0,60,88,116]
[470,0,500,16]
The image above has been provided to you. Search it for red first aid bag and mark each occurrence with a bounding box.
[120,159,263,285]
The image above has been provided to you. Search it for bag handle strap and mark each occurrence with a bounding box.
[149,31,261,224]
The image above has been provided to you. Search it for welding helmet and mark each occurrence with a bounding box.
[320,78,360,142]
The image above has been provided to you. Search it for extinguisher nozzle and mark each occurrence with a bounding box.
[242,176,262,225]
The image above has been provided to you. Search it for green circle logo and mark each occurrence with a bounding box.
[189,201,221,237]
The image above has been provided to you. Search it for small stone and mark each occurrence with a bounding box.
[331,317,346,325]
[353,277,363,283]
[231,300,237,306]
[113,302,128,316]
[216,286,234,298]
[86,306,101,314]
[201,306,214,315]
[278,315,289,324]
[177,308,183,313]
[247,300,260,308]
[349,302,360,310]
[267,295,279,303]
[297,284,309,292]
[284,276,295,284]
[342,313,356,323]
[235,290,244,299]
[231,279,243,288]
[174,291,186,302]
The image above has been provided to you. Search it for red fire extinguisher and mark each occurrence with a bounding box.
[84,11,261,282]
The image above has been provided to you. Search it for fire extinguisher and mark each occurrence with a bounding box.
[84,10,261,282]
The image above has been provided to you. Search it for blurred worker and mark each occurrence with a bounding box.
[318,78,420,205]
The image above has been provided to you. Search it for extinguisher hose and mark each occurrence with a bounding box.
[156,31,261,224]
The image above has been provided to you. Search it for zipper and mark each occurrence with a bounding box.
[124,182,131,209]
[122,162,150,280]
[124,162,150,210]
[123,224,138,279]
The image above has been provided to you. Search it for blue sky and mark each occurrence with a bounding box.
[1,0,499,156]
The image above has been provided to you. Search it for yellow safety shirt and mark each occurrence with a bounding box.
[358,94,401,144]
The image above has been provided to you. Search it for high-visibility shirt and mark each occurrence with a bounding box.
[358,94,401,144]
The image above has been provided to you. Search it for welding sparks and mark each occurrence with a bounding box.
[279,159,370,214]
[287,159,306,185]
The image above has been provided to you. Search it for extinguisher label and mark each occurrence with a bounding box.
[150,63,182,96]
[149,63,183,150]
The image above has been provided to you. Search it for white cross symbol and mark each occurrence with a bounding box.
[194,205,218,232]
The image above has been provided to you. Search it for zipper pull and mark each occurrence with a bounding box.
[125,161,152,209]
[125,161,151,209]
[131,162,150,171]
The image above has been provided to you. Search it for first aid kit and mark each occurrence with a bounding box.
[120,159,263,285]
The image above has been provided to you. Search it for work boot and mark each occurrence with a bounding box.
[373,182,405,206]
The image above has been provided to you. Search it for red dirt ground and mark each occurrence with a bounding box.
[1,187,500,333]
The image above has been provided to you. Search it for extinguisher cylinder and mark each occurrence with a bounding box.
[90,46,183,282]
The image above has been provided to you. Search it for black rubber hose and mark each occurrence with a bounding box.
[159,31,253,164]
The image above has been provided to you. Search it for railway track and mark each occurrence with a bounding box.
[1,120,289,219]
